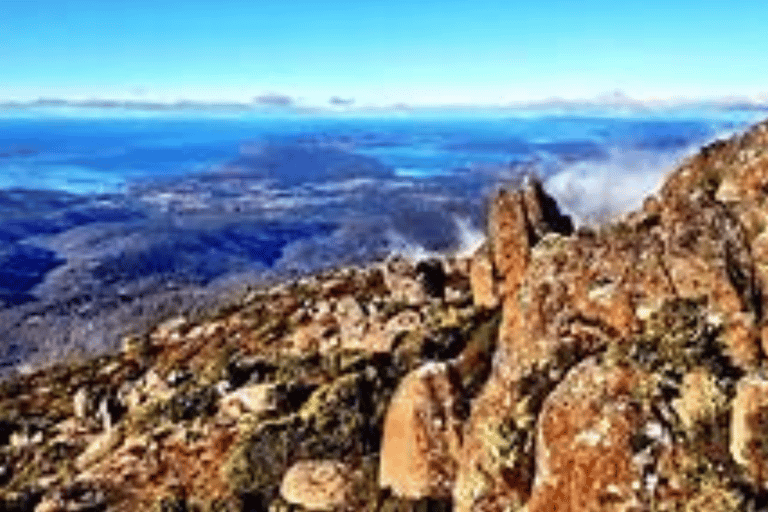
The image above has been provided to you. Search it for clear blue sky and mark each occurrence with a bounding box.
[2,0,767,106]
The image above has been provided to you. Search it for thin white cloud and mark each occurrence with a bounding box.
[1,90,768,114]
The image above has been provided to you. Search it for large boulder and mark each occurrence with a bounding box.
[379,361,464,499]
[526,359,644,512]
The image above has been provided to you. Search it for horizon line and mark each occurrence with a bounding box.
[2,92,768,115]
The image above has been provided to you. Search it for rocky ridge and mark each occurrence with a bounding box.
[4,119,768,511]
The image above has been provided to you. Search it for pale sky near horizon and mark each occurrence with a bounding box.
[2,0,768,107]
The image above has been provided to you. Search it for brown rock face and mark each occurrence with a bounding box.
[280,460,360,511]
[731,375,768,486]
[527,359,643,512]
[469,243,499,309]
[466,177,573,315]
[488,188,531,299]
[458,121,768,511]
[379,361,464,499]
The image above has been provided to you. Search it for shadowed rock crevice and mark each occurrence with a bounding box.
[519,177,574,245]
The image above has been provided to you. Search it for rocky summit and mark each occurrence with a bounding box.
[5,119,768,511]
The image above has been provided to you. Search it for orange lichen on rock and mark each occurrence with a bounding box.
[527,359,644,512]
[86,424,239,511]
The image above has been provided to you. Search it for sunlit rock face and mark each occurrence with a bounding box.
[456,118,768,511]
[469,242,498,309]
[527,358,645,512]
[280,460,362,511]
[379,361,464,499]
[487,178,573,302]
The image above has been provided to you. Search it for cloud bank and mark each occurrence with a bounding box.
[3,90,768,114]
[545,145,698,225]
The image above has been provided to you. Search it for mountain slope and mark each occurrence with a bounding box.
[4,119,768,511]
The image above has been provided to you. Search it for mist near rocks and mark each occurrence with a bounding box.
[545,148,684,224]
[544,130,741,225]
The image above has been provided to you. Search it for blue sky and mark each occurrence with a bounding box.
[2,0,768,107]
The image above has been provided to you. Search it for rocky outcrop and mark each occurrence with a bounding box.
[487,178,573,301]
[454,120,768,511]
[0,255,480,511]
[8,119,768,511]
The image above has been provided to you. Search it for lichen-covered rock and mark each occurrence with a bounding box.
[684,482,741,512]
[122,369,174,412]
[336,295,368,349]
[527,358,644,512]
[672,367,727,431]
[290,318,337,354]
[383,256,430,306]
[343,309,423,354]
[76,428,124,471]
[280,460,360,511]
[457,129,768,507]
[225,368,398,507]
[379,362,464,499]
[730,374,768,485]
[220,383,281,418]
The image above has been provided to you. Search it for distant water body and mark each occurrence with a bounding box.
[0,110,761,195]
